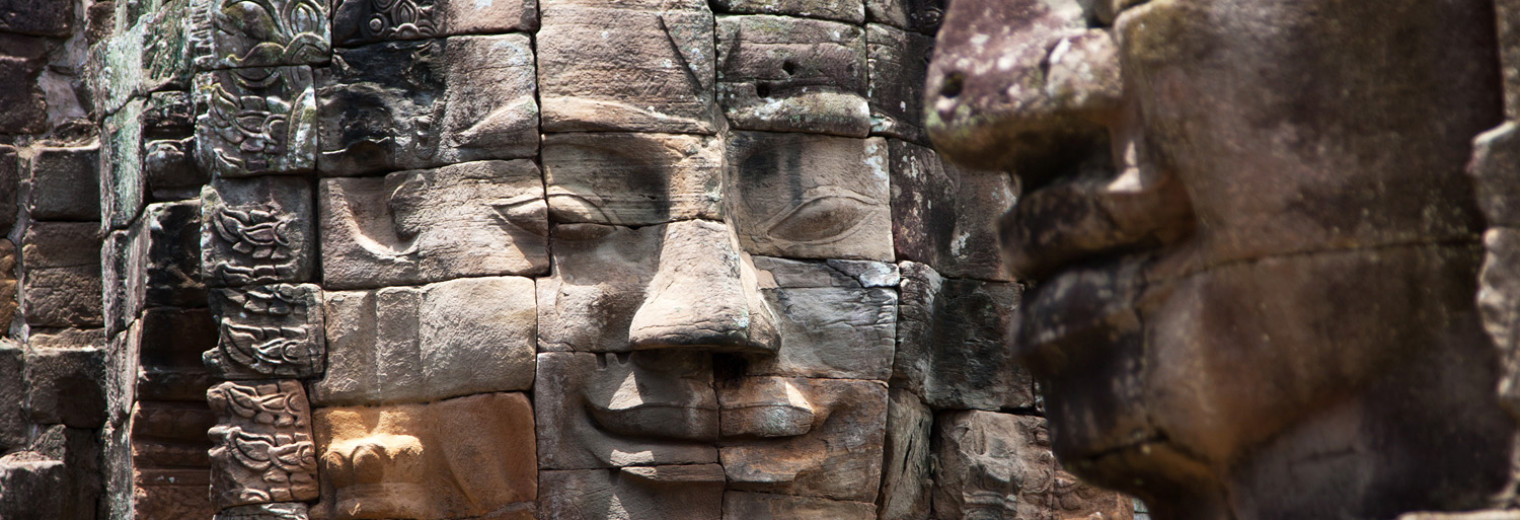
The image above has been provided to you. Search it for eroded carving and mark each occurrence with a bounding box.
[207,380,318,509]
[206,284,325,379]
[194,0,331,69]
[194,67,317,177]
[201,177,314,287]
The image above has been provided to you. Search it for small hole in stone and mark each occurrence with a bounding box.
[782,60,798,76]
[940,71,965,99]
[756,83,772,98]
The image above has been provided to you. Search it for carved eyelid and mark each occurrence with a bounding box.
[756,185,875,243]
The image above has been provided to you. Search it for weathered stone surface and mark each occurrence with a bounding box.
[0,344,23,451]
[718,377,887,502]
[190,0,330,69]
[711,0,861,22]
[0,55,45,134]
[721,491,875,520]
[23,144,100,221]
[103,99,146,228]
[1400,514,1520,520]
[537,224,659,353]
[312,276,537,405]
[194,66,318,177]
[144,137,206,200]
[319,160,548,288]
[888,140,1015,281]
[207,380,318,509]
[0,146,18,233]
[0,459,67,519]
[864,0,941,33]
[535,351,718,469]
[21,222,104,328]
[716,16,869,137]
[747,256,896,380]
[894,262,1032,410]
[0,241,16,330]
[142,0,194,92]
[142,201,207,307]
[316,35,539,176]
[876,387,930,520]
[25,346,109,428]
[539,465,724,520]
[726,132,892,261]
[201,177,315,287]
[543,133,722,226]
[1473,123,1520,228]
[216,502,311,520]
[206,284,325,379]
[131,400,216,520]
[332,0,538,46]
[311,393,537,519]
[867,25,931,143]
[0,0,73,35]
[933,411,1133,520]
[1484,227,1520,414]
[137,307,219,402]
[538,0,716,134]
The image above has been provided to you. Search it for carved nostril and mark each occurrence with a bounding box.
[781,60,798,76]
[940,71,965,99]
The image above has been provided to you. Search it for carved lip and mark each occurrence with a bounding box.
[1012,254,1146,378]
[585,401,719,442]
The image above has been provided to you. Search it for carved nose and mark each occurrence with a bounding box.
[627,220,780,355]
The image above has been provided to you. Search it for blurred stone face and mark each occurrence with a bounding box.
[927,0,1516,516]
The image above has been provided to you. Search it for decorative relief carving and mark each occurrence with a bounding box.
[206,284,325,379]
[207,380,319,509]
[194,0,331,69]
[200,177,314,287]
[194,67,317,178]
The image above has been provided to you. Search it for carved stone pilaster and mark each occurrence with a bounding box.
[206,380,318,510]
[206,284,325,380]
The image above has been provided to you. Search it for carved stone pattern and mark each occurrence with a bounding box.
[207,381,319,509]
[203,0,331,69]
[207,284,325,379]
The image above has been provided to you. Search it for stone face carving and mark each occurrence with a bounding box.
[206,380,319,509]
[316,34,539,176]
[201,177,315,287]
[311,393,537,519]
[205,284,325,379]
[312,276,537,405]
[192,0,331,69]
[537,0,716,133]
[194,66,318,177]
[895,262,1032,410]
[319,159,548,288]
[888,140,1014,281]
[715,16,869,137]
[866,25,932,144]
[543,133,722,226]
[331,0,538,45]
[933,411,1127,520]
[539,465,724,520]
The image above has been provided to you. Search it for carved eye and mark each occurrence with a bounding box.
[555,223,617,242]
[762,188,874,244]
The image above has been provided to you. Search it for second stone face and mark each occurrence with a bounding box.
[716,15,870,137]
[320,159,548,288]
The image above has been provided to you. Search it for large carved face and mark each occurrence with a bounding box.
[926,0,1515,516]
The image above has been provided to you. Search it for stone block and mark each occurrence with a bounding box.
[132,400,216,520]
[216,503,310,520]
[864,0,942,33]
[311,276,537,405]
[933,411,1134,520]
[0,55,45,133]
[145,90,195,131]
[0,344,24,451]
[21,222,103,328]
[543,133,722,226]
[716,15,869,137]
[25,346,109,428]
[190,0,330,69]
[0,146,18,232]
[142,201,207,307]
[537,221,777,354]
[144,137,207,200]
[1502,0,1520,120]
[316,34,538,176]
[1483,227,1520,412]
[137,307,218,402]
[319,159,548,288]
[194,66,318,177]
[206,380,319,509]
[91,23,147,120]
[311,393,537,519]
[0,0,72,36]
[1473,123,1520,228]
[725,132,892,261]
[717,376,887,502]
[0,460,66,519]
[0,241,17,329]
[103,228,144,337]
[721,492,875,520]
[888,140,1015,281]
[142,0,194,92]
[206,284,325,379]
[877,387,930,520]
[746,256,896,380]
[200,177,315,287]
[894,262,1033,410]
[539,465,724,520]
[537,0,716,133]
[867,25,931,143]
[711,0,861,23]
[103,99,146,229]
[23,144,100,221]
[332,0,538,46]
[534,352,718,469]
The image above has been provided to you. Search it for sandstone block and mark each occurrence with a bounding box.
[535,352,719,469]
[0,146,18,232]
[894,262,1033,410]
[25,347,109,428]
[0,460,66,519]
[718,377,886,502]
[194,66,318,177]
[190,0,330,69]
[91,23,146,117]
[712,0,861,22]
[216,503,310,520]
[132,400,217,520]
[543,133,723,226]
[332,0,538,45]
[316,35,539,176]
[201,177,315,287]
[539,465,724,520]
[0,345,22,451]
[312,276,537,405]
[867,25,931,143]
[311,393,537,519]
[888,140,1015,281]
[103,99,146,228]
[877,387,930,520]
[144,137,206,200]
[537,224,661,353]
[206,284,325,380]
[21,222,104,328]
[747,256,896,380]
[1485,228,1520,413]
[726,132,892,261]
[864,0,942,33]
[142,0,194,92]
[141,201,207,307]
[721,491,875,520]
[137,307,218,402]
[23,144,100,221]
[320,159,548,288]
[0,0,72,35]
[145,90,195,130]
[0,55,45,134]
[716,16,869,136]
[0,241,15,329]
[538,0,716,133]
[207,380,318,509]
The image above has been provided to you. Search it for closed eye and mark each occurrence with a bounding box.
[761,187,875,244]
